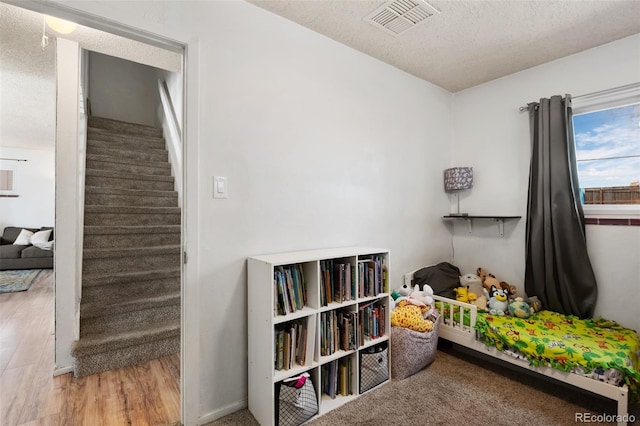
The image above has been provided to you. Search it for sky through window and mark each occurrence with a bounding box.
[573,103,640,189]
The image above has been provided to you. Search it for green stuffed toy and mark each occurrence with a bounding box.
[508,298,535,318]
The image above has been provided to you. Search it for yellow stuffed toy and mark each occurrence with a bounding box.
[391,300,434,332]
[453,285,477,303]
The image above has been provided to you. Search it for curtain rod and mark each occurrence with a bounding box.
[519,82,640,112]
[0,158,28,162]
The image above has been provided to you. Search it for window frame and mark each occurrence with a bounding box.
[571,83,640,220]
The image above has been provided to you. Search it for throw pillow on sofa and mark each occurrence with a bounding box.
[13,229,34,245]
[30,229,52,246]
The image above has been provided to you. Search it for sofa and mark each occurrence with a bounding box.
[0,226,54,270]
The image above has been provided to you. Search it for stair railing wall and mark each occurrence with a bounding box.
[55,38,83,373]
[76,49,89,336]
[157,79,182,206]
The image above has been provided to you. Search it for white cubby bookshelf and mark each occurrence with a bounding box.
[248,247,391,426]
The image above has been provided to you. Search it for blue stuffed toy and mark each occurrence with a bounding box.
[485,285,508,316]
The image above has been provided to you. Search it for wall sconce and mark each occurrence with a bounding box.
[444,167,473,216]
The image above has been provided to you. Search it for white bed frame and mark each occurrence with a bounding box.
[404,272,631,425]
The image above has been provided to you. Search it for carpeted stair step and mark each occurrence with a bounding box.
[88,116,163,138]
[78,116,181,377]
[84,186,178,207]
[80,293,180,337]
[82,245,181,275]
[86,154,172,176]
[84,205,181,226]
[72,322,180,377]
[88,128,166,147]
[81,268,180,303]
[83,225,180,249]
[85,169,175,191]
[88,144,168,163]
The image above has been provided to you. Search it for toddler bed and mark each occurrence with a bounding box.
[405,267,640,426]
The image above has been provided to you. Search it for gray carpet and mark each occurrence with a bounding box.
[207,343,639,425]
[72,116,181,377]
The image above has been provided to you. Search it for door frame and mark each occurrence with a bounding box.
[2,2,200,424]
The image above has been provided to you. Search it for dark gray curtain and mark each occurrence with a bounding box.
[525,95,597,318]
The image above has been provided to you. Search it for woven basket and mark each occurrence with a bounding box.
[390,312,439,380]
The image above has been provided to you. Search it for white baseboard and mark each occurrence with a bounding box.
[198,398,247,425]
[54,365,74,376]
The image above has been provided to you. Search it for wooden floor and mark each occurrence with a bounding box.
[0,270,181,426]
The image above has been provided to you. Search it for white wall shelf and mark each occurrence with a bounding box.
[248,247,391,425]
[443,215,522,236]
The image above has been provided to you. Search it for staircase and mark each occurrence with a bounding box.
[72,116,181,377]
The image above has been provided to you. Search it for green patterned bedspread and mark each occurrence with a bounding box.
[474,310,640,398]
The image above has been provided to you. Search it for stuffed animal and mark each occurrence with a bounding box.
[477,267,516,298]
[453,286,477,304]
[390,299,434,332]
[421,284,434,306]
[397,284,433,307]
[524,296,542,313]
[459,273,483,296]
[473,295,488,310]
[509,299,534,318]
[485,285,508,316]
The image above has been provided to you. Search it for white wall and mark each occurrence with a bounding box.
[0,147,55,232]
[54,1,453,423]
[158,68,183,129]
[451,34,640,332]
[88,51,160,126]
[55,37,81,372]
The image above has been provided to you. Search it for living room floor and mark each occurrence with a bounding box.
[0,270,181,425]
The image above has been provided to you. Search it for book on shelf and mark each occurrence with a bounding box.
[276,330,284,370]
[358,301,387,344]
[274,264,307,316]
[274,319,308,371]
[357,255,387,298]
[320,260,333,307]
[322,357,353,399]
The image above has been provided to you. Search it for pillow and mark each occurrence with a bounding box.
[412,262,461,298]
[30,229,52,245]
[13,229,34,245]
[33,240,54,250]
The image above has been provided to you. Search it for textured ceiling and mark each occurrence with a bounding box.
[0,3,181,151]
[248,0,640,92]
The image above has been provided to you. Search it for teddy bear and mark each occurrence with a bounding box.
[390,299,435,332]
[477,267,517,298]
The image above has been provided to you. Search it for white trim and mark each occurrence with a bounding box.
[3,0,183,53]
[182,34,201,426]
[53,365,74,376]
[583,204,640,219]
[572,82,640,114]
[197,399,248,425]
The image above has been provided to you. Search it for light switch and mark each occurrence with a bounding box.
[213,176,228,199]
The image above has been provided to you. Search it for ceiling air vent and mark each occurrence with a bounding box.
[365,0,439,36]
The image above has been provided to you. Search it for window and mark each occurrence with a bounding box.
[0,163,18,197]
[571,83,640,218]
